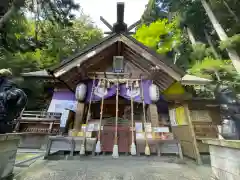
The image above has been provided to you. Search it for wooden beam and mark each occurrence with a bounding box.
[117,41,122,56]
[117,2,125,23]
[104,32,113,34]
[100,16,113,31]
[124,45,175,86]
[123,51,169,91]
[127,20,141,32]
[74,102,85,132]
[183,103,202,165]
[124,55,166,91]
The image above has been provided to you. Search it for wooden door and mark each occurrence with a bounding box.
[118,129,130,152]
[101,129,115,152]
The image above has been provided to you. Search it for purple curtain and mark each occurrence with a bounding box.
[52,91,76,101]
[85,80,152,104]
[85,80,116,102]
[119,80,152,104]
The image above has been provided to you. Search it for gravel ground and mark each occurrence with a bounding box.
[14,156,213,180]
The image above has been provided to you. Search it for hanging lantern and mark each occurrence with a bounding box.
[149,84,160,102]
[75,83,87,101]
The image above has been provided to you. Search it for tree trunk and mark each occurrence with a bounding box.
[204,29,221,59]
[222,0,239,23]
[201,0,240,73]
[0,0,25,29]
[0,5,17,29]
[186,27,196,45]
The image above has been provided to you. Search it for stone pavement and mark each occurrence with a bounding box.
[14,156,213,180]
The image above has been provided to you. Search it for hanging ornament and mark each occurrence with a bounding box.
[107,80,110,89]
[97,79,101,87]
[135,80,139,88]
[126,80,129,88]
[149,84,160,102]
[99,79,105,88]
[75,83,87,101]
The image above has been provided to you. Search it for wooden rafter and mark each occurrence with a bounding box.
[123,49,173,86]
[123,52,167,91]
[123,45,176,85]
[120,35,182,81]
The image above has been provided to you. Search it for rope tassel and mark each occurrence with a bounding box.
[95,95,104,153]
[80,77,96,155]
[112,77,119,159]
[130,82,136,156]
[140,76,150,156]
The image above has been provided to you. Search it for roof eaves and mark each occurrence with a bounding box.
[122,34,185,76]
[49,33,118,73]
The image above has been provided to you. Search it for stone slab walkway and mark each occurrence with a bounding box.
[14,156,213,180]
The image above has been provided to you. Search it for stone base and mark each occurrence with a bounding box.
[0,134,20,179]
[18,133,49,149]
[202,139,240,180]
[209,145,240,180]
[44,136,97,159]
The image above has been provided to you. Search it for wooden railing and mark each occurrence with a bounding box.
[14,111,62,134]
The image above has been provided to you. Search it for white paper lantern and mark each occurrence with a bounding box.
[75,83,87,101]
[149,84,160,102]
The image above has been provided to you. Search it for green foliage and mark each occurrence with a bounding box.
[141,0,168,25]
[190,43,207,61]
[0,15,103,74]
[0,1,103,109]
[219,34,240,50]
[134,19,181,54]
[189,56,240,92]
[188,57,233,78]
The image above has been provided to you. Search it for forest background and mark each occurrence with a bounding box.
[0,0,240,109]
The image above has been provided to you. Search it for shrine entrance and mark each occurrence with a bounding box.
[88,95,143,154]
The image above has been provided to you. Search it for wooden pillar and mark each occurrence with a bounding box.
[183,103,202,165]
[148,104,159,127]
[73,102,85,131]
[63,110,75,134]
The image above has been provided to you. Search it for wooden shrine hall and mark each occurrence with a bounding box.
[20,3,221,165]
[43,29,185,155]
[42,2,184,159]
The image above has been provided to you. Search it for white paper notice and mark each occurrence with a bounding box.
[144,123,152,132]
[153,127,169,133]
[135,122,143,132]
[87,124,94,132]
[60,109,69,127]
[169,109,177,126]
[48,100,77,113]
[136,133,144,139]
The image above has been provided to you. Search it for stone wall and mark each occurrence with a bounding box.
[209,145,240,180]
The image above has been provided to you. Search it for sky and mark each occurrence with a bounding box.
[75,0,148,32]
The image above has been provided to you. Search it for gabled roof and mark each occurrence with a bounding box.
[49,33,118,73]
[49,33,185,81]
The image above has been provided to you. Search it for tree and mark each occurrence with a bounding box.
[0,1,103,109]
[141,0,168,25]
[0,0,80,53]
[134,19,181,54]
[189,57,240,91]
[200,0,240,73]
